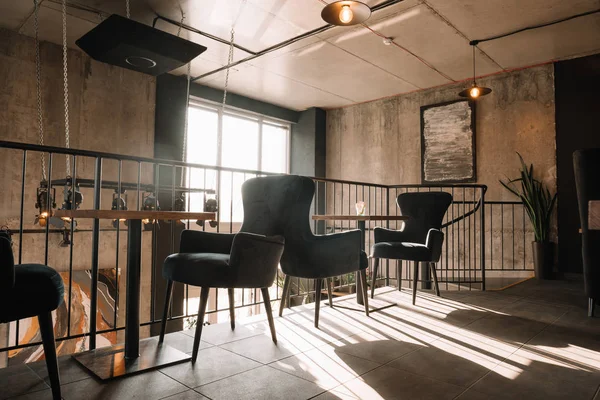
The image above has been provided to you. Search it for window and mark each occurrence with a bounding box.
[185,100,290,223]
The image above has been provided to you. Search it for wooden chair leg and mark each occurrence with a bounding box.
[192,287,210,363]
[159,280,173,344]
[412,261,419,305]
[360,269,370,317]
[326,278,334,308]
[38,312,61,400]
[397,262,403,292]
[589,298,596,317]
[430,263,440,297]
[314,279,323,328]
[279,275,291,317]
[261,288,277,343]
[371,258,379,299]
[228,288,235,330]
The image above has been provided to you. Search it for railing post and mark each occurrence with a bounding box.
[89,157,102,350]
[480,187,486,291]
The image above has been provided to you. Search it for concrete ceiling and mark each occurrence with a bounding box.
[1,0,599,111]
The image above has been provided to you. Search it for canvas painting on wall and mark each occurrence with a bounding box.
[420,100,476,183]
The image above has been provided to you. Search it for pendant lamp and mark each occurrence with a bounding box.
[459,41,492,99]
[321,1,371,26]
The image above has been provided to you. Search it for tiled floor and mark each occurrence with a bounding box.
[2,278,600,400]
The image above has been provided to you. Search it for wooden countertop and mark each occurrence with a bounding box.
[53,210,217,221]
[311,215,408,221]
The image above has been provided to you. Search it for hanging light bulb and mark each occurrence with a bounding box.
[459,42,492,99]
[111,189,128,229]
[321,1,371,26]
[35,180,56,227]
[339,5,353,23]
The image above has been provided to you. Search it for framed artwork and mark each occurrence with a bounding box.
[420,99,476,183]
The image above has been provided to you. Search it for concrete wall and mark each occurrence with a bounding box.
[326,64,556,275]
[0,28,156,364]
[326,64,556,200]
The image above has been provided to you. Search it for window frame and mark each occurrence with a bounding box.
[187,97,291,174]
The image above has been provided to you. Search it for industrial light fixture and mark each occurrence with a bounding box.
[111,189,128,229]
[35,180,56,227]
[58,177,83,222]
[142,192,160,229]
[321,1,371,26]
[459,41,492,99]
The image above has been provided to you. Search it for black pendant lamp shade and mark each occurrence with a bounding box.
[458,41,492,99]
[76,14,207,76]
[321,1,371,26]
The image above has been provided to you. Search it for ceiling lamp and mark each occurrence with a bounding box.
[459,41,492,99]
[321,1,371,26]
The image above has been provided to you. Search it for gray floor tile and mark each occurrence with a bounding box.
[3,388,54,400]
[159,389,209,400]
[498,300,571,324]
[454,388,500,400]
[463,313,549,344]
[196,365,326,400]
[471,348,600,400]
[181,322,265,346]
[219,334,303,364]
[335,365,465,400]
[28,355,90,386]
[269,346,380,390]
[387,338,501,387]
[159,346,261,388]
[59,370,188,400]
[311,389,362,399]
[159,332,212,354]
[550,307,600,334]
[0,364,48,400]
[330,334,424,364]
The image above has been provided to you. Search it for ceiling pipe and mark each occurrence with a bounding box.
[190,0,406,82]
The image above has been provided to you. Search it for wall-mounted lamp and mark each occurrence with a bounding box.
[458,41,492,99]
[321,1,371,26]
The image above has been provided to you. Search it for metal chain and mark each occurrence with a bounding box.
[126,0,130,19]
[34,0,46,181]
[62,0,71,176]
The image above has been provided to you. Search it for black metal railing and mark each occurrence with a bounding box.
[0,140,533,365]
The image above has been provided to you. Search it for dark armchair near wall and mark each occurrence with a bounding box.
[0,230,64,400]
[371,192,452,305]
[573,149,600,317]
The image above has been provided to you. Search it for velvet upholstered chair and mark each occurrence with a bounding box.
[371,192,452,304]
[276,176,369,327]
[0,230,64,400]
[574,149,600,317]
[159,176,287,362]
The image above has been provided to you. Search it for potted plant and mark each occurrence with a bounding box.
[500,153,557,279]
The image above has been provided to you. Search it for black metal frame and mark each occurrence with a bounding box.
[0,140,532,359]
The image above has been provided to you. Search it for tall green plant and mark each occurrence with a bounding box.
[499,153,557,242]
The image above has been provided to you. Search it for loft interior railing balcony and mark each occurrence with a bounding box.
[0,140,533,366]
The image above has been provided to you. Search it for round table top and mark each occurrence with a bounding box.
[53,210,217,221]
[311,215,408,221]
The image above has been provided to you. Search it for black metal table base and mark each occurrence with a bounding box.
[72,338,191,380]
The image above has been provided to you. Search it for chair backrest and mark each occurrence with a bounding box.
[396,192,453,243]
[0,229,15,289]
[573,149,600,298]
[240,175,317,275]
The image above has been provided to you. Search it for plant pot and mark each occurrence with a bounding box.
[532,241,555,280]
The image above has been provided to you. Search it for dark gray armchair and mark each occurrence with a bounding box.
[574,149,600,317]
[0,230,63,400]
[159,177,286,363]
[273,176,369,327]
[371,192,452,305]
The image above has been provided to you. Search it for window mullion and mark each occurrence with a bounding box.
[258,117,263,173]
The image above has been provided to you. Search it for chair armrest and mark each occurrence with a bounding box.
[425,229,445,262]
[374,227,412,243]
[0,236,15,289]
[229,232,285,287]
[180,230,236,254]
[304,229,363,277]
